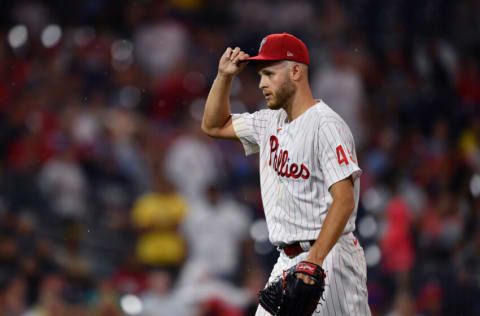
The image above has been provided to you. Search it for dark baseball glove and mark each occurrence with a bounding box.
[258,261,325,316]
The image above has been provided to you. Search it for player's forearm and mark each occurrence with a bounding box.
[201,73,234,134]
[307,193,355,265]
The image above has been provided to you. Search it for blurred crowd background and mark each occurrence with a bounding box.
[0,0,479,315]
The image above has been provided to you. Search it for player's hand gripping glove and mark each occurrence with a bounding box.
[258,261,326,316]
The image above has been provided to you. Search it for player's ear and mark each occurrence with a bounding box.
[289,62,302,81]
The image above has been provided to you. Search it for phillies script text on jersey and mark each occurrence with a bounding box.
[269,135,310,179]
[231,100,362,244]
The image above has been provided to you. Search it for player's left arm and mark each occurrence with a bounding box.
[304,176,354,269]
[300,119,359,284]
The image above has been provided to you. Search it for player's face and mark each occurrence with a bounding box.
[257,62,296,110]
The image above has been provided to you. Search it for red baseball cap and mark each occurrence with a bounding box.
[247,33,310,65]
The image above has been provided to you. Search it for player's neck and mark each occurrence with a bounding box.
[285,88,316,122]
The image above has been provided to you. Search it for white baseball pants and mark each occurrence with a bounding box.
[256,232,371,316]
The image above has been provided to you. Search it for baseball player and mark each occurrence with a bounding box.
[201,33,371,315]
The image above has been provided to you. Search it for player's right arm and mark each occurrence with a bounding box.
[201,47,249,140]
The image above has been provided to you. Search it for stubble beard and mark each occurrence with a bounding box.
[266,77,296,110]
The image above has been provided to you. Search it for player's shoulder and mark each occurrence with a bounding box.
[311,100,348,127]
[256,107,282,117]
[252,107,286,124]
[255,108,275,116]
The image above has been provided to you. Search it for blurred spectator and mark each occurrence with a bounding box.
[451,230,480,315]
[163,116,224,201]
[54,226,92,281]
[23,273,67,316]
[70,97,103,150]
[133,5,189,78]
[0,235,19,286]
[33,238,59,276]
[456,231,480,289]
[241,267,267,316]
[418,189,463,262]
[415,282,443,316]
[385,291,415,316]
[363,127,398,182]
[111,253,147,295]
[140,269,191,316]
[131,175,188,268]
[3,276,27,315]
[38,137,88,221]
[89,278,123,316]
[380,192,415,291]
[196,298,244,316]
[176,274,251,315]
[15,212,37,255]
[459,117,480,172]
[232,0,314,34]
[312,44,367,146]
[456,55,480,105]
[179,184,252,284]
[88,106,151,202]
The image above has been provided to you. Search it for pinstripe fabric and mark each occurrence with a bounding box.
[254,233,371,316]
[232,100,361,245]
[232,100,370,315]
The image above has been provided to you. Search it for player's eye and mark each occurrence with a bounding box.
[264,71,273,77]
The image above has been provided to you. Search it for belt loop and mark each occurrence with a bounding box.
[299,241,312,252]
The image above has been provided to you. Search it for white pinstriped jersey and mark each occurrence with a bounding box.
[232,100,362,245]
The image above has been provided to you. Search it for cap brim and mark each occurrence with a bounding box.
[240,55,283,64]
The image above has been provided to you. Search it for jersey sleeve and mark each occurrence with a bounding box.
[231,110,269,156]
[318,120,362,189]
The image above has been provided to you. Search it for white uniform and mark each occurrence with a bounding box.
[232,100,371,315]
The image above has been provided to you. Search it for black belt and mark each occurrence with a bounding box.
[280,240,315,258]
